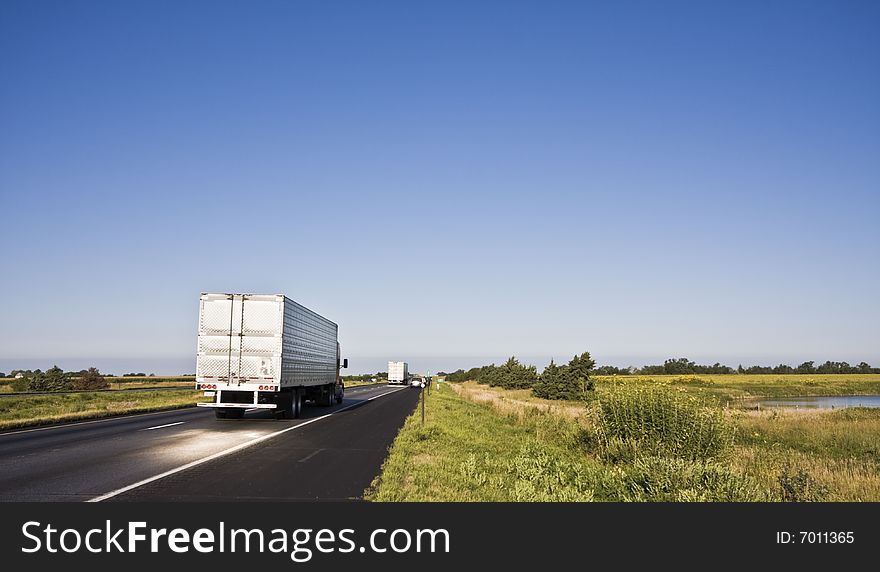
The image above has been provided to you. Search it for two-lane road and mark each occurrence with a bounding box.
[0,384,419,501]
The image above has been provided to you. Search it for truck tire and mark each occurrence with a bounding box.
[322,384,334,406]
[293,389,303,419]
[335,387,344,404]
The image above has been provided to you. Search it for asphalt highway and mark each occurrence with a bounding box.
[0,383,420,501]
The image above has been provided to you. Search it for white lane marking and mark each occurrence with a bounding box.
[140,422,185,431]
[367,389,406,401]
[245,408,258,412]
[298,448,324,463]
[87,386,408,502]
[0,408,204,437]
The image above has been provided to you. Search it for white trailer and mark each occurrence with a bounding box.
[388,361,409,385]
[196,293,347,419]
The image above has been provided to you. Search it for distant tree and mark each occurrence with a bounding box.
[73,367,109,390]
[663,358,696,375]
[27,365,72,392]
[447,365,497,383]
[0,372,6,378]
[593,365,630,375]
[795,361,816,374]
[638,363,667,375]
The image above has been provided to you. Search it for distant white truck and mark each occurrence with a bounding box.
[387,361,409,385]
[196,293,347,419]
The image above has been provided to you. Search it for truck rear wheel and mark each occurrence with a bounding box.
[276,390,294,419]
[321,384,335,406]
[293,389,303,418]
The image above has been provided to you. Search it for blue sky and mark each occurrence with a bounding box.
[2,0,878,375]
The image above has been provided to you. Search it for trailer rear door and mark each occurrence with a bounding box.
[197,294,283,385]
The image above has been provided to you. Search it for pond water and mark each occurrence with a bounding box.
[756,395,880,409]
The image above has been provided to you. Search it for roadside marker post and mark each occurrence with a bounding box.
[420,382,426,426]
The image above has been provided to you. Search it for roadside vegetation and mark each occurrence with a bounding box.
[0,389,207,430]
[370,371,880,502]
[0,368,195,394]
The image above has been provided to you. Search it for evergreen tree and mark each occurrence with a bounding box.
[532,359,564,399]
[531,352,595,400]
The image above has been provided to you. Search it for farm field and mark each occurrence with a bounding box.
[369,377,880,502]
[593,373,880,400]
[0,389,207,430]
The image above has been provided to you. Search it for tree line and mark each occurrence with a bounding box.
[441,355,880,401]
[444,357,880,381]
[617,358,880,375]
[444,353,597,401]
[2,369,157,378]
[6,366,109,392]
[341,371,387,383]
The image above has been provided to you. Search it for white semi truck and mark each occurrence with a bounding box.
[387,361,409,385]
[196,293,347,419]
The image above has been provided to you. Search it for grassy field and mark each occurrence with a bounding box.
[366,383,604,501]
[0,389,207,430]
[369,378,880,502]
[593,373,880,401]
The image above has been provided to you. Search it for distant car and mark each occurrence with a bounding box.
[410,378,422,387]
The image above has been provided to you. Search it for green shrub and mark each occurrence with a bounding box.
[595,385,734,462]
[10,378,28,392]
[26,366,72,392]
[72,368,109,390]
[624,456,772,502]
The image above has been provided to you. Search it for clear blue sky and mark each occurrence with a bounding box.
[2,0,878,375]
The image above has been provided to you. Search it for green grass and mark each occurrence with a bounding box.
[0,390,207,430]
[729,407,880,501]
[371,379,880,502]
[367,383,606,501]
[368,383,770,502]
